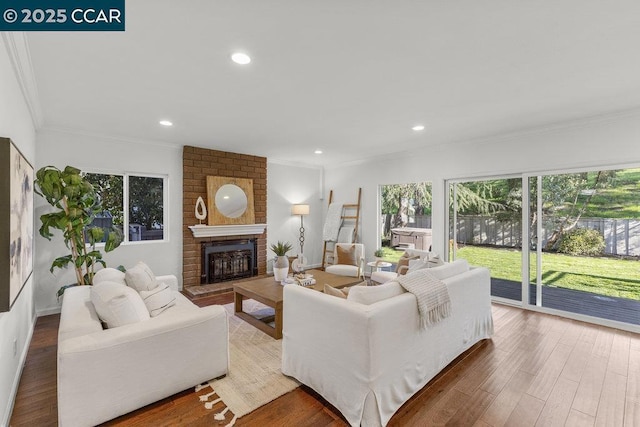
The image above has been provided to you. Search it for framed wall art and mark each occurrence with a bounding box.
[1,137,34,312]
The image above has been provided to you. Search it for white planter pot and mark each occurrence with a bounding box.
[273,256,289,281]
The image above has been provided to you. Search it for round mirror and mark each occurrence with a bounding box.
[215,184,248,218]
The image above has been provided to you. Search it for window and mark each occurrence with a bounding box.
[86,172,167,243]
[378,181,432,262]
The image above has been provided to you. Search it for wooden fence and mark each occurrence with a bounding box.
[452,215,640,257]
[382,215,640,256]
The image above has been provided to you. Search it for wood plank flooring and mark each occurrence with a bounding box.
[10,293,640,426]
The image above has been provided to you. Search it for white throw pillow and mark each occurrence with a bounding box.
[428,259,470,280]
[347,281,405,305]
[406,258,429,274]
[139,283,176,317]
[91,281,150,328]
[427,254,445,267]
[93,267,126,286]
[125,261,157,292]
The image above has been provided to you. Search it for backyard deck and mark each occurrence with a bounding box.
[492,278,640,325]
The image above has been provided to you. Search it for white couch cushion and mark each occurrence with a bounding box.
[139,283,177,317]
[93,267,126,286]
[91,281,150,328]
[347,281,405,305]
[326,264,360,277]
[125,261,157,292]
[428,259,470,280]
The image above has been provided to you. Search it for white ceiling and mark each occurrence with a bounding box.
[26,1,640,166]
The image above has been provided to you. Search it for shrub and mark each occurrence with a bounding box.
[557,228,605,256]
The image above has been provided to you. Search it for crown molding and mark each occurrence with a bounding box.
[267,158,324,170]
[328,106,640,170]
[1,32,43,129]
[39,126,182,150]
[447,105,640,150]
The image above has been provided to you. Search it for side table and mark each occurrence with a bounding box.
[366,261,392,285]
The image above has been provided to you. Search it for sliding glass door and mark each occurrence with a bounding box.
[449,166,640,327]
[526,168,640,325]
[448,177,523,303]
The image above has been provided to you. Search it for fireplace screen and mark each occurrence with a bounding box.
[201,239,257,284]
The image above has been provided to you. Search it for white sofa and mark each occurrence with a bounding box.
[57,274,229,427]
[282,263,493,426]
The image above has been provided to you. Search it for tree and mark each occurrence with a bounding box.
[450,181,505,215]
[381,182,432,237]
[129,176,163,230]
[85,173,123,225]
[539,170,616,250]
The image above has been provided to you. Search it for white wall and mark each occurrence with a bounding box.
[0,35,38,426]
[33,136,322,312]
[325,112,640,261]
[267,161,323,270]
[34,130,183,314]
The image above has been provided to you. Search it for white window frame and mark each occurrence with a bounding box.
[85,169,169,245]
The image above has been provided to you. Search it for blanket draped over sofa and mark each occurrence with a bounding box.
[397,269,451,328]
[282,266,493,427]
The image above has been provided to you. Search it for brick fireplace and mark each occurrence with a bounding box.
[183,146,267,293]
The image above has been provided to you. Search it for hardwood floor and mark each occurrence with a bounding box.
[10,293,640,426]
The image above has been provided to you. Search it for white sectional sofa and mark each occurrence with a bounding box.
[282,262,493,427]
[57,273,229,427]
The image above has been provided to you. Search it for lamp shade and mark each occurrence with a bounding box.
[291,204,310,215]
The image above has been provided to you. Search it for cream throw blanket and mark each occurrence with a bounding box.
[397,269,452,328]
[322,203,343,241]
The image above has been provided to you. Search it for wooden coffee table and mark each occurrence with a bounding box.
[233,269,363,339]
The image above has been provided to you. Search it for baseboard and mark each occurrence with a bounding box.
[3,311,37,426]
[37,306,61,316]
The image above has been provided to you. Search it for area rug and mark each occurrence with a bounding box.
[195,301,300,426]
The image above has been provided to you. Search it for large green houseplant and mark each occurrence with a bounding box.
[34,166,123,295]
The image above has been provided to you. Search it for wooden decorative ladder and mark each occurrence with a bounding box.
[321,188,362,270]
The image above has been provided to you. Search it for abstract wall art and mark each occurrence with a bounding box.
[1,137,34,312]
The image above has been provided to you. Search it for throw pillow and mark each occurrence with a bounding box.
[428,259,470,280]
[125,261,157,292]
[347,280,405,305]
[396,253,420,274]
[139,283,176,317]
[91,281,150,328]
[93,267,126,286]
[336,245,357,266]
[343,281,367,295]
[323,284,347,299]
[427,254,445,267]
[406,258,429,274]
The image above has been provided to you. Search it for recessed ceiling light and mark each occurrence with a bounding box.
[314,150,323,154]
[231,52,251,65]
[412,125,425,131]
[159,120,173,127]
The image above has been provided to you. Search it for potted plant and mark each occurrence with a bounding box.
[374,248,385,263]
[270,241,293,281]
[34,165,123,298]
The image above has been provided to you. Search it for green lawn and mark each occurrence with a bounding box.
[564,167,640,218]
[378,247,404,264]
[457,245,640,300]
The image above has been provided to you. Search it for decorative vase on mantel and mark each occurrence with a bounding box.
[273,256,289,281]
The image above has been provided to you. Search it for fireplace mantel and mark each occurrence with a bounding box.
[188,224,267,238]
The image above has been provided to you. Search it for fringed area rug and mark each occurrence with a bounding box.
[195,301,300,426]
